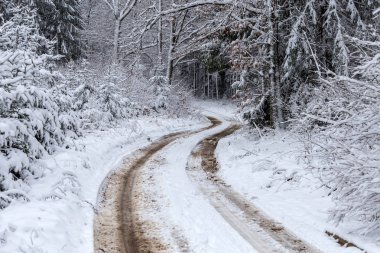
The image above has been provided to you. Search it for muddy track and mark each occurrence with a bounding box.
[94,117,221,253]
[188,124,322,253]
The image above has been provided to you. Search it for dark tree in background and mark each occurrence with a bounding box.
[36,0,83,61]
[0,0,84,60]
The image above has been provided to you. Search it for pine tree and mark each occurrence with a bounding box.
[36,0,83,61]
[0,5,76,205]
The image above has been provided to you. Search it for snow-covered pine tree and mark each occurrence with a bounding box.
[61,62,144,128]
[0,5,75,206]
[0,0,10,25]
[290,0,380,236]
[282,0,376,121]
[97,67,131,121]
[36,0,83,61]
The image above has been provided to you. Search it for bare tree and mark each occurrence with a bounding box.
[102,0,138,64]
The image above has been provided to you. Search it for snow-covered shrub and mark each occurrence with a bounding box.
[60,62,193,129]
[148,76,193,117]
[297,56,380,237]
[0,6,77,205]
[148,76,170,111]
[50,82,81,138]
[98,67,141,119]
[61,63,143,129]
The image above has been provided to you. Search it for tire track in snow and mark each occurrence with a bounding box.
[93,117,220,253]
[187,123,322,253]
[94,115,321,253]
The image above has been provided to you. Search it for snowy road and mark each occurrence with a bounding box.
[94,114,322,253]
[187,122,321,253]
[93,117,221,253]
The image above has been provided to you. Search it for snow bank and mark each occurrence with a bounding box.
[216,130,380,253]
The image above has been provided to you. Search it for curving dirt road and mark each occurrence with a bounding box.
[94,116,322,253]
[187,123,322,253]
[93,117,220,253]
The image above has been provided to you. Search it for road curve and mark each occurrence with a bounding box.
[187,123,322,253]
[93,117,220,253]
[94,115,322,253]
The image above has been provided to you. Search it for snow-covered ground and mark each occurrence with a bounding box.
[1,100,378,253]
[0,116,207,253]
[216,129,380,253]
[193,99,379,252]
[192,98,240,122]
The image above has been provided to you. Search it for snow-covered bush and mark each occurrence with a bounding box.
[0,6,77,206]
[98,67,141,119]
[148,76,193,117]
[61,63,143,129]
[275,2,380,237]
[148,76,170,111]
[297,56,380,237]
[60,62,193,130]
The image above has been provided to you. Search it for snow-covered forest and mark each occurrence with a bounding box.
[0,0,379,252]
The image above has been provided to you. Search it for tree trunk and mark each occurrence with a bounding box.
[216,72,219,99]
[267,0,284,130]
[193,62,196,92]
[208,74,210,98]
[219,71,226,97]
[113,18,121,64]
[268,0,277,129]
[157,0,163,68]
[166,17,175,84]
[274,0,284,129]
